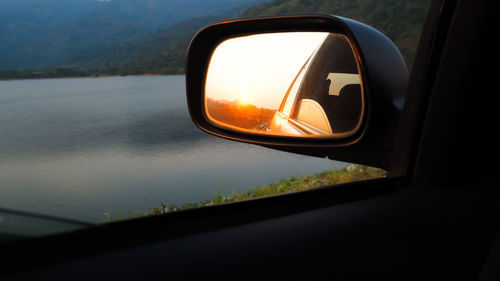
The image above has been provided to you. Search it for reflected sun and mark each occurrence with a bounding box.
[239,90,250,104]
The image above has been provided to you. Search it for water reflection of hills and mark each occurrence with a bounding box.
[207,98,276,131]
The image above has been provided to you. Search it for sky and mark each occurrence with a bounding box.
[205,32,329,109]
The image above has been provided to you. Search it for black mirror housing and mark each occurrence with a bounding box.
[186,15,408,170]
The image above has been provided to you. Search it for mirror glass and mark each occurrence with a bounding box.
[205,32,364,137]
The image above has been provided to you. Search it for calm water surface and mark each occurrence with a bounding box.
[0,76,345,222]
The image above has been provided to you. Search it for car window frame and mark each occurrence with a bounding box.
[0,0,446,276]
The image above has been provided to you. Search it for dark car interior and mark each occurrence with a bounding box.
[1,0,498,280]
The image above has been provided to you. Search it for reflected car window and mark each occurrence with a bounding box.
[290,33,362,134]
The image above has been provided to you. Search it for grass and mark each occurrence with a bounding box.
[102,164,386,223]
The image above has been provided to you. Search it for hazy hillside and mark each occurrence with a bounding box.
[63,5,255,69]
[108,0,431,76]
[0,0,431,79]
[0,0,266,69]
[240,0,432,66]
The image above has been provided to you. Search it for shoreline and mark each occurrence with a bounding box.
[0,73,185,82]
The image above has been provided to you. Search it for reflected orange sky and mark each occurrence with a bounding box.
[205,32,328,109]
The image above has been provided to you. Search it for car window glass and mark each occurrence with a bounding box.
[0,1,432,241]
[0,211,86,243]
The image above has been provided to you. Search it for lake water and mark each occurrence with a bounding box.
[0,76,346,222]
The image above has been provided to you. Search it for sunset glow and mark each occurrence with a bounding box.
[205,32,328,110]
[240,89,250,104]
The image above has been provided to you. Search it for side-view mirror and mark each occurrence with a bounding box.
[186,15,408,171]
[205,32,363,138]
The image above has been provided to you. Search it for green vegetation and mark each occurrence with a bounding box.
[102,164,386,222]
[1,0,431,80]
[240,0,432,67]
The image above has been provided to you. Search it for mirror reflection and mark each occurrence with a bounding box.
[205,32,363,137]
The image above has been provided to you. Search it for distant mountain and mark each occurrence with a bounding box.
[65,9,245,75]
[0,0,431,79]
[106,0,431,76]
[239,0,432,66]
[0,0,268,69]
[62,7,247,69]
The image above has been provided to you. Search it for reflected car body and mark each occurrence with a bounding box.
[269,33,363,136]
